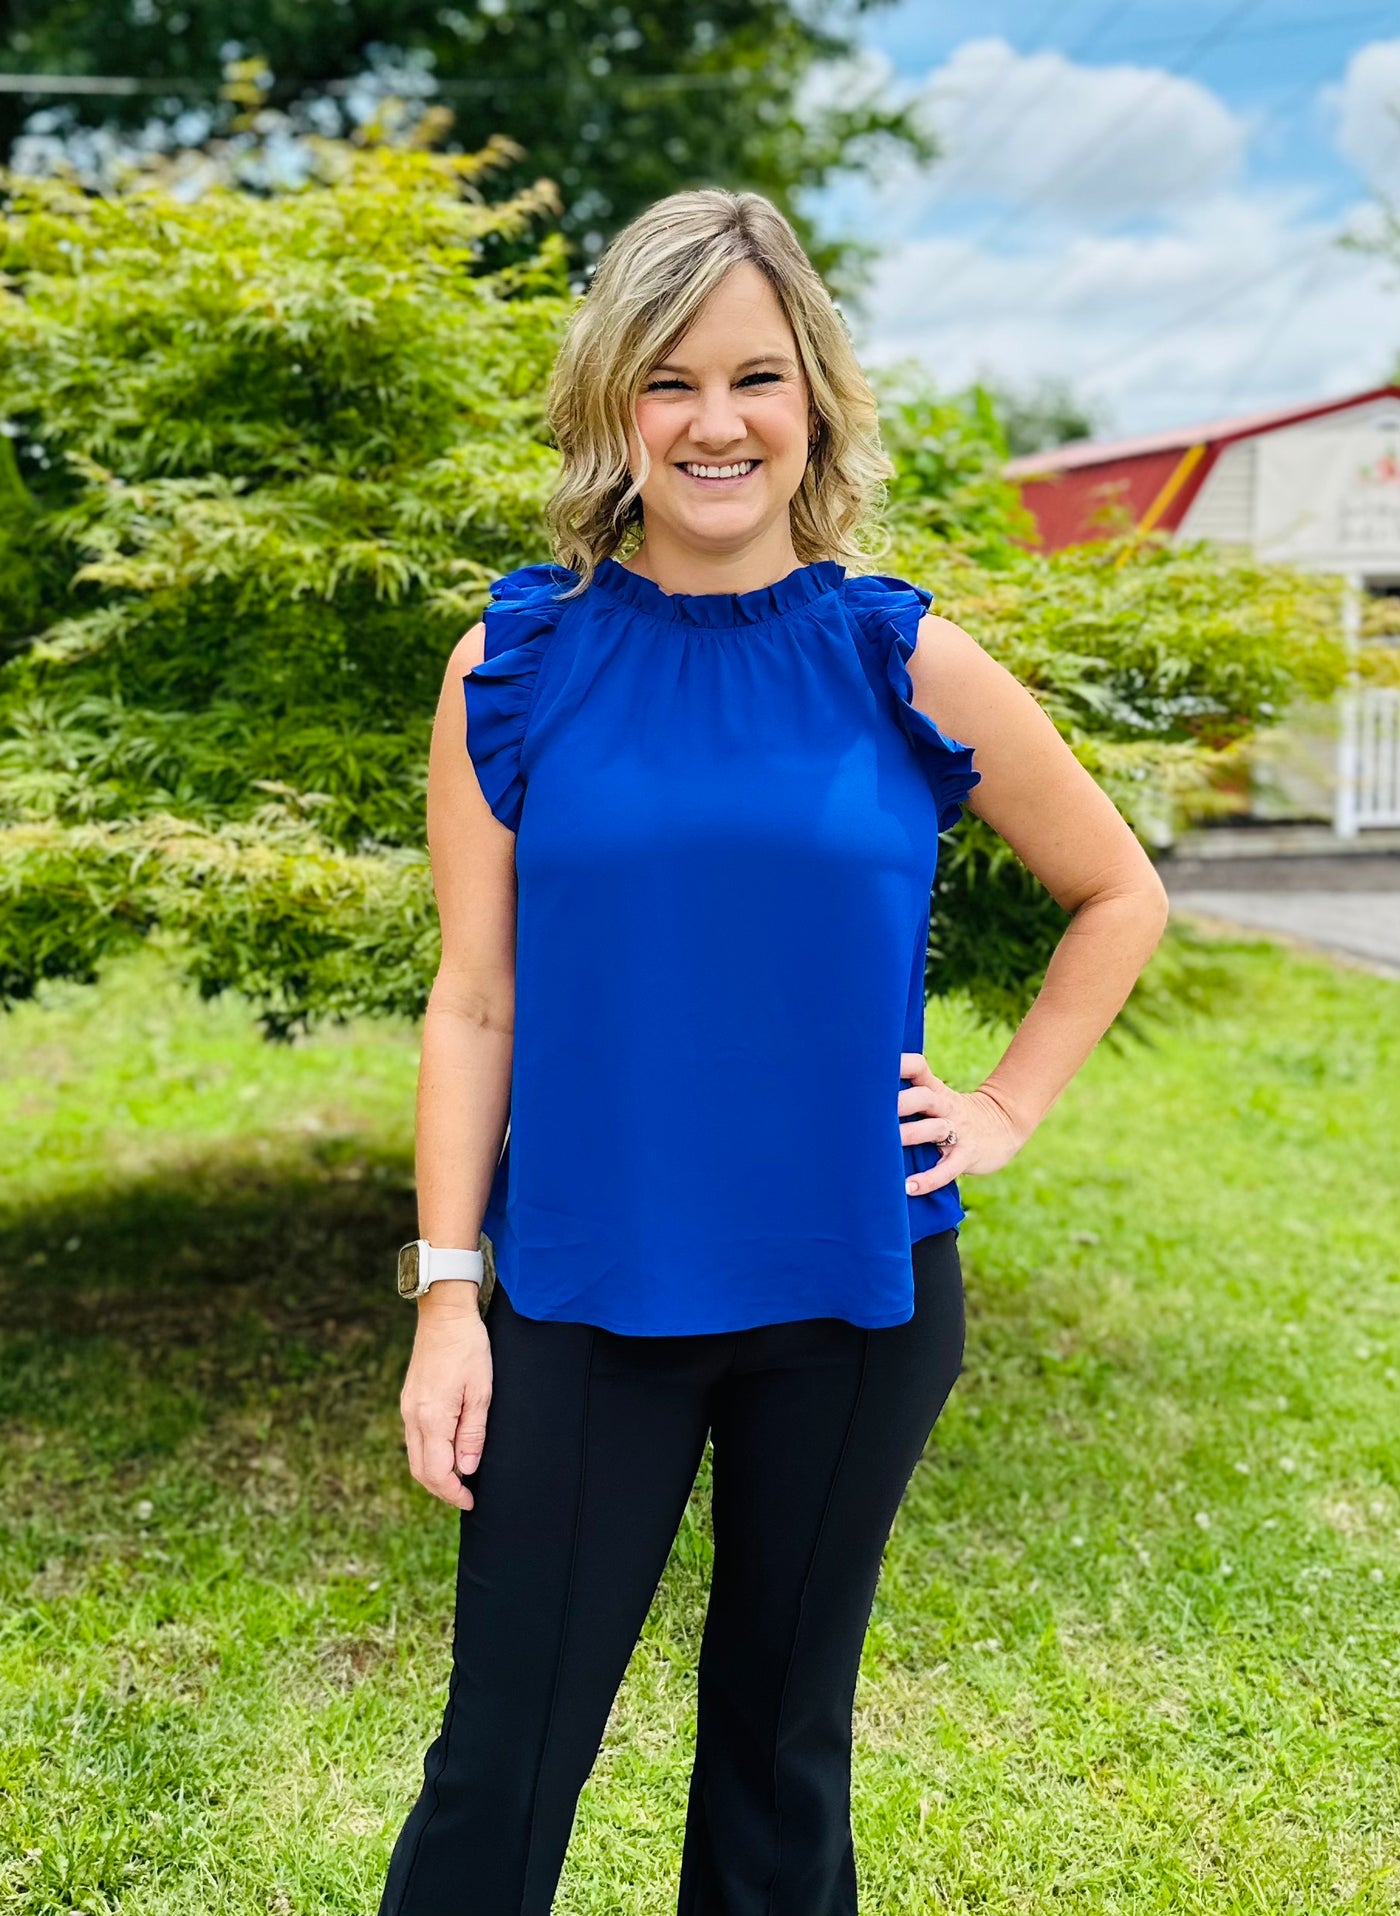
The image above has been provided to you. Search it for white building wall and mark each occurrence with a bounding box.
[1176,397,1400,578]
[1177,440,1255,545]
[1174,397,1400,834]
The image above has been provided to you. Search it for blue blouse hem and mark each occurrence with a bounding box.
[498,1294,921,1337]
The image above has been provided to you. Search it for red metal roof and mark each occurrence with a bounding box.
[1004,384,1400,477]
[1005,383,1400,551]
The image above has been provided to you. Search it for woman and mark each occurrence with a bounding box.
[379,188,1168,1916]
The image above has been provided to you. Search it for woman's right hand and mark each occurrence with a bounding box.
[400,1289,493,1510]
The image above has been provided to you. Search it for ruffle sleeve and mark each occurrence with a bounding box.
[462,562,576,832]
[842,571,981,834]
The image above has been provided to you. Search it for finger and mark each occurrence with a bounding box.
[897,1084,958,1121]
[418,1422,475,1510]
[401,1410,423,1485]
[905,1144,970,1196]
[456,1403,490,1479]
[900,1113,961,1150]
[899,1051,942,1091]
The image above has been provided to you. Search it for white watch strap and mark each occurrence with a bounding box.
[421,1241,484,1291]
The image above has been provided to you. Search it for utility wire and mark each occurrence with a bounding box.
[1083,226,1348,384]
[930,0,1268,308]
[1000,72,1320,318]
[1211,245,1350,415]
[938,71,1360,421]
[1100,8,1393,56]
[922,0,1124,204]
[0,9,1385,103]
[0,74,161,95]
[0,67,760,98]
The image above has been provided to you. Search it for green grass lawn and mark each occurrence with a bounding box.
[2,930,1397,1914]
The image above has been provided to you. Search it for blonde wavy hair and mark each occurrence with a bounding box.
[541,188,895,596]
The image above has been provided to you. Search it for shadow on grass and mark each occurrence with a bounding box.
[0,1143,430,1461]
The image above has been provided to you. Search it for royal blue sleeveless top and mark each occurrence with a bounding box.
[462,554,980,1335]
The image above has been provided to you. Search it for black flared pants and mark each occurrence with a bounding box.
[378,1227,965,1916]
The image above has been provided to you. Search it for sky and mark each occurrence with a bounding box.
[808,0,1400,438]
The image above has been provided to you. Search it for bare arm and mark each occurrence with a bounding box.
[400,619,517,1508]
[416,618,517,1279]
[899,613,1171,1194]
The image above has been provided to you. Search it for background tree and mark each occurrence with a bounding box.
[0,141,1350,1038]
[977,375,1108,458]
[0,0,935,294]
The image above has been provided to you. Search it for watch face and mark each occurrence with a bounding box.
[396,1241,421,1298]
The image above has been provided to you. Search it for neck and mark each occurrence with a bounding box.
[620,528,804,597]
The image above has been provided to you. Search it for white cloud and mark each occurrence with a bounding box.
[1328,38,1400,198]
[796,44,901,120]
[851,193,1399,437]
[911,37,1246,224]
[804,36,1400,436]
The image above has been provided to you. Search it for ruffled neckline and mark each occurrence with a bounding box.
[591,554,846,627]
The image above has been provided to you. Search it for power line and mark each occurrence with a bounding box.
[930,0,1268,307]
[0,9,1385,107]
[1096,8,1394,57]
[922,0,1123,205]
[999,72,1320,317]
[915,0,1279,323]
[906,2,1372,211]
[0,74,161,96]
[933,68,1363,415]
[0,68,764,100]
[1211,245,1349,415]
[1083,226,1348,384]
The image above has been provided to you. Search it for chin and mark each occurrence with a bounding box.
[682,517,769,545]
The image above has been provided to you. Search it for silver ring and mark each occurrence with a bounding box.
[939,1128,958,1151]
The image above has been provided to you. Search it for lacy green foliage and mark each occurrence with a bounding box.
[926,539,1349,745]
[0,143,572,1029]
[977,374,1106,458]
[882,532,1350,1020]
[874,376,1035,566]
[0,812,436,1041]
[0,821,154,1003]
[893,531,1349,812]
[0,149,1354,1034]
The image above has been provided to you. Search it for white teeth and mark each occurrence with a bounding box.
[681,460,757,479]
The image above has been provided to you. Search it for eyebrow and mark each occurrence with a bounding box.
[649,353,797,374]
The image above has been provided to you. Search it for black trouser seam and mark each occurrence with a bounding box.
[520,1323,596,1912]
[391,1538,468,1911]
[763,1325,871,1916]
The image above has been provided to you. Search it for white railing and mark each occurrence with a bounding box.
[1335,686,1400,836]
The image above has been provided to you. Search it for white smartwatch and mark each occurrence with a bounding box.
[396,1238,485,1299]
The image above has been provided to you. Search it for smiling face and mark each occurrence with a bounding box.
[626,261,815,568]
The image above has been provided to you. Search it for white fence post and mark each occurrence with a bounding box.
[1355,687,1400,828]
[1335,687,1360,839]
[1333,574,1363,840]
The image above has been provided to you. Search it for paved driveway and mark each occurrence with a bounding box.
[1159,853,1400,977]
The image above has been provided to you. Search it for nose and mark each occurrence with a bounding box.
[685,379,749,451]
